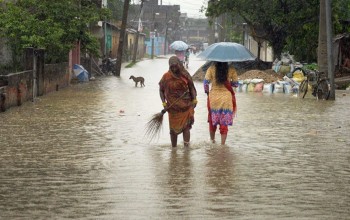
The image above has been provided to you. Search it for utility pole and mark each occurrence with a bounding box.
[164,9,170,56]
[132,0,144,63]
[151,11,157,59]
[164,20,171,55]
[242,23,247,46]
[151,32,155,59]
[115,0,130,77]
[325,0,335,100]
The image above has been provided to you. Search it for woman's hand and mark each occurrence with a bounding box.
[192,98,198,108]
[232,81,239,88]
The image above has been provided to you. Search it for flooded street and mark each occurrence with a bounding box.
[1,55,350,219]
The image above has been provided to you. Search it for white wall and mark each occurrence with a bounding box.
[245,35,273,62]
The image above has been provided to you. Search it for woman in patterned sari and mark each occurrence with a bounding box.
[204,62,238,145]
[159,56,197,147]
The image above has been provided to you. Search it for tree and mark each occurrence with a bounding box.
[115,0,130,77]
[0,0,110,64]
[108,0,124,21]
[132,0,144,63]
[206,0,319,59]
[318,0,328,73]
[206,0,350,62]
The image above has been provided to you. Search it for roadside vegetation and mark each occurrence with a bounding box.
[1,0,350,73]
[205,0,350,63]
[0,0,111,66]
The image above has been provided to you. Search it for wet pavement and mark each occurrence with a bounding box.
[1,54,350,219]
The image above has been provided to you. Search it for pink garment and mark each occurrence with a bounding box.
[175,50,185,62]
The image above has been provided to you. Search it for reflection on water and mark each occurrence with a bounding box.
[205,146,235,195]
[1,58,350,219]
[205,146,237,215]
[167,149,192,199]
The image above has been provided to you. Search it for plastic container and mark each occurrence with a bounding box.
[263,83,274,93]
[274,82,284,93]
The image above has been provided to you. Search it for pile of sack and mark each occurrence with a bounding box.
[236,68,305,94]
[272,52,303,75]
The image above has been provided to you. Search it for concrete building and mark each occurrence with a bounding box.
[128,0,210,56]
[179,15,210,51]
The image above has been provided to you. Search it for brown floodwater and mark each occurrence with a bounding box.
[1,56,349,219]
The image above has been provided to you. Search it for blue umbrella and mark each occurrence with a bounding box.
[73,64,89,82]
[197,42,256,62]
[170,41,189,51]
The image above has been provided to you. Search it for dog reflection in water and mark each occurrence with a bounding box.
[129,75,145,87]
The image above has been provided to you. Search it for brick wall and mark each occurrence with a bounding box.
[0,62,70,112]
[43,63,70,94]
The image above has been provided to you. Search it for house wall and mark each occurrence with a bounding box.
[138,34,146,59]
[126,32,134,60]
[145,36,164,56]
[125,31,145,60]
[90,22,121,59]
[245,36,273,62]
[111,30,120,58]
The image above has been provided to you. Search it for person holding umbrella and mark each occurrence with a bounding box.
[198,42,255,144]
[204,62,238,145]
[174,50,185,65]
[170,41,189,67]
[159,56,197,147]
[184,48,190,68]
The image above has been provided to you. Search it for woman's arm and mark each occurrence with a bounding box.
[159,87,166,103]
[204,79,210,94]
[204,66,213,94]
[229,67,239,87]
[159,77,167,107]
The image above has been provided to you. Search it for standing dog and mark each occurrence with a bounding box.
[129,75,145,87]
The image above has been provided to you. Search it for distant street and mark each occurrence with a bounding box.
[1,53,350,219]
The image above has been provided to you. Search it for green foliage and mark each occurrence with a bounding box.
[285,22,319,63]
[108,0,124,21]
[227,30,242,43]
[206,0,349,61]
[303,63,319,71]
[333,0,350,33]
[0,0,111,64]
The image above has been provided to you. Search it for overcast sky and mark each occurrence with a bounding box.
[162,0,208,18]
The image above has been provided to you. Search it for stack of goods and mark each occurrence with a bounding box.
[237,69,301,94]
